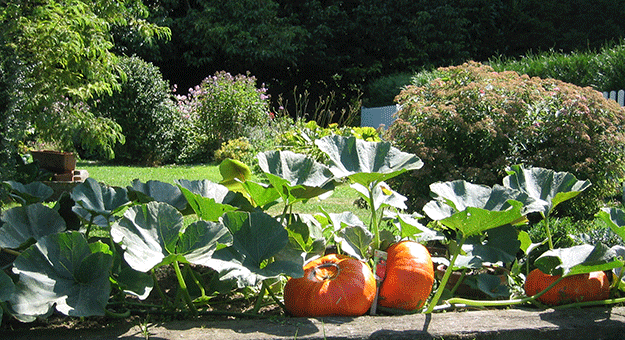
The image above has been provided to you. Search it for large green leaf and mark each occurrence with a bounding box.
[178,185,237,222]
[424,181,530,218]
[127,179,187,211]
[390,212,445,242]
[212,211,302,286]
[257,150,335,202]
[0,204,66,249]
[111,201,232,272]
[503,165,591,217]
[218,158,253,193]
[281,214,326,261]
[337,225,373,261]
[9,231,113,317]
[2,181,53,205]
[535,243,624,276]
[71,178,130,227]
[455,225,521,269]
[596,207,625,242]
[237,180,280,209]
[351,182,407,211]
[315,135,423,187]
[423,181,526,237]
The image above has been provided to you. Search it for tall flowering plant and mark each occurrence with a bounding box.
[176,71,271,156]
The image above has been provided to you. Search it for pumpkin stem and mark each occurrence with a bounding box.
[313,262,341,281]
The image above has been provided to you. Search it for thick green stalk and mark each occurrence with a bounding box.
[173,261,198,315]
[444,275,566,308]
[251,280,269,314]
[368,185,380,250]
[543,215,554,250]
[424,236,467,314]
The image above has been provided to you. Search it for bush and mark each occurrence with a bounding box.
[213,137,254,165]
[90,56,181,165]
[386,61,625,219]
[489,39,625,92]
[364,73,413,107]
[176,71,271,163]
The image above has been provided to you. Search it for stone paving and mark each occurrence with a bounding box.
[4,306,625,340]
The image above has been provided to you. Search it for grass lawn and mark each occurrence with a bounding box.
[77,161,371,222]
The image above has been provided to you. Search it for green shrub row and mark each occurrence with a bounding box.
[489,39,625,92]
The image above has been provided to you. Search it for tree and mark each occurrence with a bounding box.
[0,0,170,160]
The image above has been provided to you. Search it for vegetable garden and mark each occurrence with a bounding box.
[3,135,625,327]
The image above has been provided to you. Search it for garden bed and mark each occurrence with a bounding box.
[3,306,625,340]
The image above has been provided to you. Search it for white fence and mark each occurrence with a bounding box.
[360,104,400,129]
[603,90,625,107]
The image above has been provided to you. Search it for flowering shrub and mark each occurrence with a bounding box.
[386,61,625,218]
[176,71,271,162]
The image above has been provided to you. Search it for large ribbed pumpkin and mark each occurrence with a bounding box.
[377,241,434,311]
[524,268,610,305]
[283,254,376,317]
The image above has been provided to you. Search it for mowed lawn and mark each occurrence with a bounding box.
[77,161,370,222]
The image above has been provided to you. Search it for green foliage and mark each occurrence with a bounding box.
[276,120,381,163]
[490,39,625,91]
[176,71,271,163]
[386,62,625,218]
[89,56,181,165]
[213,138,255,166]
[364,73,414,107]
[0,0,170,159]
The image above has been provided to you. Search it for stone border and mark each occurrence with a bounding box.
[5,306,625,340]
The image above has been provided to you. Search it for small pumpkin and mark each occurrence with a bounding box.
[283,254,377,317]
[377,241,435,311]
[524,268,610,305]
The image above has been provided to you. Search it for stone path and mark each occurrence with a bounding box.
[4,306,625,340]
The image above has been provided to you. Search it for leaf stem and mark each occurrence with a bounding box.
[444,275,566,308]
[543,215,554,250]
[251,280,268,314]
[151,269,171,308]
[368,184,380,250]
[424,236,467,314]
[173,261,198,315]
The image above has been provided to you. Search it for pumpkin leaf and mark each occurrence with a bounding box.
[9,231,113,317]
[178,185,237,222]
[503,165,591,217]
[423,181,526,237]
[71,178,131,227]
[351,182,407,211]
[455,225,520,269]
[596,207,625,242]
[390,212,444,242]
[2,181,53,205]
[127,179,187,211]
[535,243,624,277]
[113,266,153,300]
[237,180,280,209]
[111,201,233,272]
[212,211,302,286]
[0,204,66,249]
[218,158,253,193]
[257,150,335,203]
[315,135,423,187]
[337,224,373,261]
[282,214,326,260]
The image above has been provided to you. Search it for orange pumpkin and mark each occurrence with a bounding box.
[283,254,377,317]
[524,268,610,305]
[377,241,435,311]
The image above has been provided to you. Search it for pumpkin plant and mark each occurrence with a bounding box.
[283,254,376,317]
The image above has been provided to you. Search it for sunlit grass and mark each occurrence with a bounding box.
[77,161,369,221]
